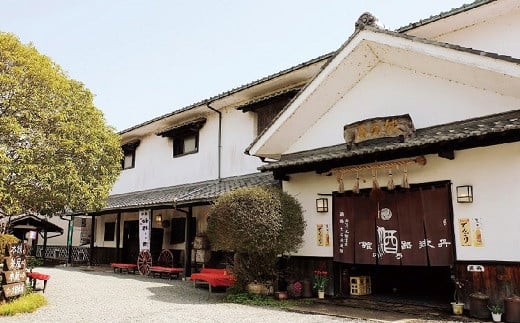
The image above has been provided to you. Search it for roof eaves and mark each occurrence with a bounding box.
[246,25,520,157]
[245,29,364,156]
[258,109,520,173]
[118,52,334,135]
[367,25,520,64]
[396,0,496,33]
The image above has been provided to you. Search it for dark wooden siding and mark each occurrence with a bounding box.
[455,263,520,304]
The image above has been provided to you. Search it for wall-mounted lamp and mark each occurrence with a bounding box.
[456,185,473,203]
[155,214,163,222]
[316,198,329,212]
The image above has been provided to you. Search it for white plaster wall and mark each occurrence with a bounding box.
[287,63,520,154]
[112,107,263,195]
[219,106,264,178]
[93,206,211,250]
[285,142,520,262]
[433,11,520,59]
[44,217,71,245]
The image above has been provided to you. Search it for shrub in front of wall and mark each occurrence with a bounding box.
[207,187,305,290]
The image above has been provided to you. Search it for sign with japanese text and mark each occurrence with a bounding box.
[3,256,26,271]
[343,114,415,149]
[2,242,28,299]
[2,270,27,284]
[2,282,26,298]
[458,218,471,246]
[139,209,151,251]
[316,224,330,247]
[5,242,27,258]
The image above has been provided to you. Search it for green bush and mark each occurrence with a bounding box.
[0,293,47,316]
[207,187,305,290]
[0,234,20,263]
[0,234,20,251]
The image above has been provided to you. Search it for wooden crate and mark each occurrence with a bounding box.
[350,276,371,295]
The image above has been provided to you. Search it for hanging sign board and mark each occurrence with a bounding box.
[344,114,415,150]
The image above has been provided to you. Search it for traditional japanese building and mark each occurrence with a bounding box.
[248,0,520,305]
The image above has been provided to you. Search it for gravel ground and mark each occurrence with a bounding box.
[3,266,352,323]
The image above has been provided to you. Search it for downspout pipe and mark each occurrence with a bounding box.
[206,103,222,181]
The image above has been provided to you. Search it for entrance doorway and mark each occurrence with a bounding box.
[150,228,164,262]
[122,220,139,263]
[333,181,455,302]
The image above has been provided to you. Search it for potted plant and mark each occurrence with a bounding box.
[313,270,329,299]
[451,277,465,315]
[488,304,503,322]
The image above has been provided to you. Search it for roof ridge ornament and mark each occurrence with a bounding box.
[355,12,383,30]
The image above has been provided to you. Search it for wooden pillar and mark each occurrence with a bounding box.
[184,206,193,277]
[89,213,95,266]
[116,212,121,262]
[42,229,48,262]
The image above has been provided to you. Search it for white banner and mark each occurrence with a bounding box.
[139,209,151,251]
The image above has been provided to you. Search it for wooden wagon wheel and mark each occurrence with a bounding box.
[137,250,152,276]
[157,249,174,267]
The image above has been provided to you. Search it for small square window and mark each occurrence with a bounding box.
[122,151,135,169]
[104,222,116,241]
[121,140,140,170]
[173,132,198,157]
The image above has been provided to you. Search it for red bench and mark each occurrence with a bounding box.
[111,263,138,274]
[27,271,50,293]
[149,249,183,280]
[190,268,235,295]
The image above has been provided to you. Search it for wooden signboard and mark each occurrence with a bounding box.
[2,282,26,298]
[5,242,27,258]
[2,270,27,284]
[1,242,28,299]
[343,114,415,150]
[3,256,26,271]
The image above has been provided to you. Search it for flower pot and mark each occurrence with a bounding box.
[247,282,268,295]
[275,291,288,300]
[451,302,464,315]
[491,312,502,322]
[318,290,325,299]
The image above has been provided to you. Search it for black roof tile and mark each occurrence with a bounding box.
[103,172,279,211]
[259,109,520,173]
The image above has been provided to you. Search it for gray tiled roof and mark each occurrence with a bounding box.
[259,109,520,173]
[397,0,495,33]
[103,172,279,211]
[119,53,333,135]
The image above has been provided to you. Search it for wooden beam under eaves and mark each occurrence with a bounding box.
[273,170,290,181]
[438,150,455,160]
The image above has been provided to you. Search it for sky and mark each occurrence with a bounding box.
[0,1,470,131]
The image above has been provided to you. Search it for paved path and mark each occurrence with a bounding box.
[3,266,350,323]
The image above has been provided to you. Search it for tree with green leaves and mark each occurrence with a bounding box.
[0,32,121,218]
[207,186,305,290]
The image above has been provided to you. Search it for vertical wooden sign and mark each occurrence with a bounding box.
[1,242,28,299]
